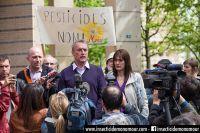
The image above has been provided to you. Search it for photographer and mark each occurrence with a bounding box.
[149,89,197,125]
[0,55,19,133]
[180,75,200,113]
[143,59,173,109]
[17,46,57,107]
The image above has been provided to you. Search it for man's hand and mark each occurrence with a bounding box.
[46,78,56,89]
[35,76,46,85]
[4,74,16,92]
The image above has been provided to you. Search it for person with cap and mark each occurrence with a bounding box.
[143,59,172,109]
[104,52,115,74]
[153,59,172,68]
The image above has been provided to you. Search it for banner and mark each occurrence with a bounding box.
[36,6,116,45]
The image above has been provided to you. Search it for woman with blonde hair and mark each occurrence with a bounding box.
[45,93,69,133]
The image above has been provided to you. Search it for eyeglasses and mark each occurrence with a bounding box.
[44,63,55,65]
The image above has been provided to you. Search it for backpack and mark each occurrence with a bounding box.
[66,99,96,131]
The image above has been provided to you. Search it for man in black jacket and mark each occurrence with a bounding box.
[17,46,57,107]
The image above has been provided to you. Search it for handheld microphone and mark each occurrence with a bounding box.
[43,70,58,80]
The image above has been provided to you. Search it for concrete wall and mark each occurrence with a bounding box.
[0,0,36,74]
[0,0,73,74]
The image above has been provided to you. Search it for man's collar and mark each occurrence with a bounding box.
[27,66,42,73]
[72,61,90,70]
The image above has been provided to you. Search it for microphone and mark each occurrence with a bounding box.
[43,70,58,80]
[81,82,90,95]
[105,72,116,85]
[74,73,82,88]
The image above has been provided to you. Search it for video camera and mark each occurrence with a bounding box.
[61,74,95,131]
[62,74,90,107]
[105,72,116,86]
[143,64,186,99]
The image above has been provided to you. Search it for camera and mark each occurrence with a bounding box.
[62,74,90,107]
[143,64,186,99]
[105,71,116,86]
[61,74,95,131]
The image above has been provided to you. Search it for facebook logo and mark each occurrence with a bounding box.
[151,126,157,131]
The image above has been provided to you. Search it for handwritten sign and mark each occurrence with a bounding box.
[36,6,116,45]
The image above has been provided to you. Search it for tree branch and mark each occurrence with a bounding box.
[185,43,200,63]
[149,15,167,39]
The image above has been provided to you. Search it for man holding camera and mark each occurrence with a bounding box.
[58,40,107,119]
[17,46,56,107]
[0,55,19,133]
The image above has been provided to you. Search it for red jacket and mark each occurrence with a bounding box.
[0,82,19,133]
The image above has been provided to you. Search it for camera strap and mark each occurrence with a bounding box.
[23,68,32,83]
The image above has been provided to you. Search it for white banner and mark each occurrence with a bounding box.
[36,6,116,45]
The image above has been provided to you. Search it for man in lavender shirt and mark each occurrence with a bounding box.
[58,40,106,119]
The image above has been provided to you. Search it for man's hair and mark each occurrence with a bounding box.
[171,112,200,125]
[72,39,87,51]
[113,49,132,81]
[102,85,123,111]
[0,55,10,63]
[180,75,200,104]
[44,54,58,64]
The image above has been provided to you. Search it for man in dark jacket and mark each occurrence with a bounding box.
[58,40,106,119]
[17,46,57,107]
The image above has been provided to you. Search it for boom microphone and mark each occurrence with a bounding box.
[81,82,90,95]
[75,73,82,88]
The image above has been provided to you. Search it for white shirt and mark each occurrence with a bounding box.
[27,66,42,82]
[72,61,90,75]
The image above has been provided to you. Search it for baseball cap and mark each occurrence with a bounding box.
[153,59,172,68]
[106,52,115,62]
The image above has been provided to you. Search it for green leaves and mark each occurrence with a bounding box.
[75,0,106,66]
[74,0,105,7]
[141,0,200,68]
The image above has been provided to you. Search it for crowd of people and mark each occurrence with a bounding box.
[0,39,200,132]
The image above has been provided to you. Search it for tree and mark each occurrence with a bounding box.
[168,0,200,63]
[74,0,105,7]
[141,0,180,68]
[141,0,200,69]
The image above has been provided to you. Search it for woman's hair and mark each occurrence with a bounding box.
[183,58,199,75]
[171,112,200,125]
[16,83,44,129]
[113,49,132,81]
[49,93,69,133]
